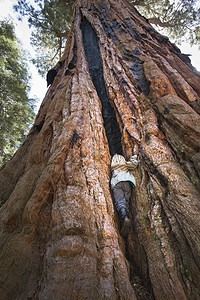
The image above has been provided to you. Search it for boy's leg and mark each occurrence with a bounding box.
[112,182,126,212]
[112,182,131,237]
[123,181,131,211]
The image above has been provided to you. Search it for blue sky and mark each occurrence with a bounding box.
[0,0,199,112]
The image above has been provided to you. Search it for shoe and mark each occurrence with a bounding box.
[121,216,131,237]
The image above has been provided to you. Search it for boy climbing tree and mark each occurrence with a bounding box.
[111,154,139,237]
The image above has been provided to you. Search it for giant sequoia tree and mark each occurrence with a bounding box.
[0,0,200,299]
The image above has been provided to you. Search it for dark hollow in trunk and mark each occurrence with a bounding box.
[81,16,123,156]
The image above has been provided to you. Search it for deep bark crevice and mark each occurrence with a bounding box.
[91,1,150,97]
[152,102,200,190]
[163,202,200,295]
[81,16,123,156]
[126,238,155,300]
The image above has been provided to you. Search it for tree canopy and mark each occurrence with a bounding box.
[131,0,200,45]
[14,0,200,75]
[0,20,35,166]
[14,0,74,76]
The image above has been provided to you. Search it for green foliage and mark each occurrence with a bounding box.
[131,0,200,46]
[0,20,35,166]
[14,0,74,76]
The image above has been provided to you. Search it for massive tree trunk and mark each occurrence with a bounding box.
[0,0,200,299]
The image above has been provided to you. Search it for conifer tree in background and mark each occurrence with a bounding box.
[0,20,35,166]
[0,1,200,299]
[14,0,74,76]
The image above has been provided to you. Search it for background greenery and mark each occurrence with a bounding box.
[0,20,35,166]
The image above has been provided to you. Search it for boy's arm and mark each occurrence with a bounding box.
[126,155,139,170]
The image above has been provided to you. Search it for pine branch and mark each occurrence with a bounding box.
[148,17,174,27]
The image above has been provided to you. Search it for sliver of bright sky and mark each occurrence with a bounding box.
[0,0,199,113]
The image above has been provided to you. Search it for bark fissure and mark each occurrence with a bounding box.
[162,201,200,291]
[153,102,200,191]
[81,15,123,156]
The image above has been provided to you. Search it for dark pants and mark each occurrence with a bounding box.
[112,181,131,213]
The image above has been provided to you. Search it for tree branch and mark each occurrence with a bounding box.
[148,17,174,28]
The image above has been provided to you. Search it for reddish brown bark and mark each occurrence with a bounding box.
[0,0,200,299]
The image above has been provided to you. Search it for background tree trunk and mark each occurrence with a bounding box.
[0,0,200,299]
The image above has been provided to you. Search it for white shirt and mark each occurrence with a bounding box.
[111,154,139,188]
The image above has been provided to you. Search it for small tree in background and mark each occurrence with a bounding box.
[0,20,35,166]
[14,0,74,76]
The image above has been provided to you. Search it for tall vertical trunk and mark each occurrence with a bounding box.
[0,0,200,299]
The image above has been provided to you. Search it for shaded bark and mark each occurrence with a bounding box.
[0,0,200,299]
